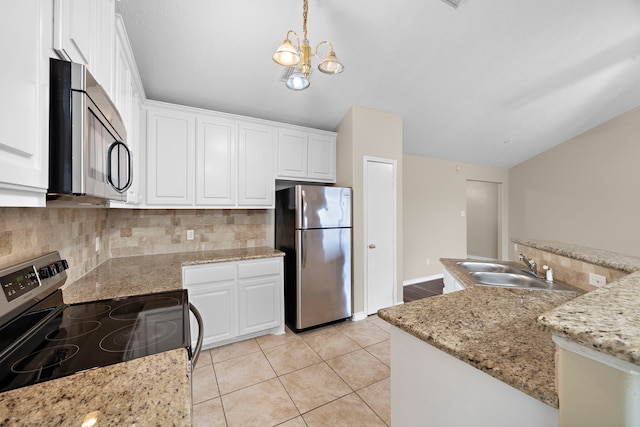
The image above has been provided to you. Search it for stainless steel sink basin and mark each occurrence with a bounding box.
[457,261,521,274]
[468,271,576,292]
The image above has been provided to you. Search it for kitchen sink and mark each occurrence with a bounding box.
[457,261,521,274]
[468,271,576,292]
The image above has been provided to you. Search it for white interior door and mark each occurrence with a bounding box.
[364,157,397,314]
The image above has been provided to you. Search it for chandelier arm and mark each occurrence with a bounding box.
[287,30,301,49]
[314,41,335,55]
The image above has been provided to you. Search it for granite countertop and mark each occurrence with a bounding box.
[0,247,283,425]
[512,238,640,274]
[63,246,284,304]
[379,279,577,408]
[512,239,640,367]
[0,349,191,426]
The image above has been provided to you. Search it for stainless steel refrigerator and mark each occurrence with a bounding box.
[275,185,352,332]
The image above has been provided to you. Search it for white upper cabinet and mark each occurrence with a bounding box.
[0,1,53,206]
[146,106,195,206]
[276,128,336,183]
[308,133,336,182]
[145,102,276,209]
[53,0,115,92]
[196,115,237,206]
[277,129,309,179]
[238,123,275,207]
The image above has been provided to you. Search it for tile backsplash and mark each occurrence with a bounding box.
[0,207,270,284]
[108,209,270,257]
[0,207,109,284]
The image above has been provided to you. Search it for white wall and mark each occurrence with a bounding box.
[403,155,508,280]
[509,106,640,258]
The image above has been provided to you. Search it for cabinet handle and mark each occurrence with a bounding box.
[368,243,376,249]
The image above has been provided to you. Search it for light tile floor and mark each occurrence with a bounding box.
[192,315,392,427]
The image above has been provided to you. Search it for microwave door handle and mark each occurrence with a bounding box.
[106,141,133,193]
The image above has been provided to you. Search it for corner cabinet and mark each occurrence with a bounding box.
[145,101,275,208]
[183,257,284,349]
[276,128,336,183]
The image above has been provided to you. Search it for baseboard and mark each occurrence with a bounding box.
[467,255,498,261]
[351,311,367,322]
[403,273,444,287]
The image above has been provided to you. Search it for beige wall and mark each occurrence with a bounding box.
[336,106,404,314]
[403,155,508,280]
[509,106,640,258]
[0,207,269,284]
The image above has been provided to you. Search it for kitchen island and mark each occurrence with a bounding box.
[380,241,640,426]
[0,247,284,426]
[379,261,579,426]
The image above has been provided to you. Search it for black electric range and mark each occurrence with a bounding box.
[0,252,193,394]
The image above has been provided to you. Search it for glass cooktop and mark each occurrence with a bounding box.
[0,289,190,394]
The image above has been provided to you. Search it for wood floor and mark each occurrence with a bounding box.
[403,278,444,302]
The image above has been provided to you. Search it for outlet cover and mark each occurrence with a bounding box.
[95,236,100,252]
[588,272,606,287]
[186,230,195,241]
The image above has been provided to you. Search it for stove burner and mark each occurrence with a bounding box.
[109,297,181,320]
[99,321,178,353]
[11,345,80,374]
[45,321,102,341]
[67,304,111,319]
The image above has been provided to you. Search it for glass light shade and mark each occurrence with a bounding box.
[273,39,300,66]
[318,51,344,74]
[286,72,310,90]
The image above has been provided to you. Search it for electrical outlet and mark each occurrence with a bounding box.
[186,230,195,241]
[426,258,430,266]
[95,236,100,252]
[589,272,606,287]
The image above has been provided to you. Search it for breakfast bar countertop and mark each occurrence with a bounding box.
[514,239,640,367]
[62,246,284,304]
[378,258,580,408]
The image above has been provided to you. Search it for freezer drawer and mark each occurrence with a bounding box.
[294,228,351,329]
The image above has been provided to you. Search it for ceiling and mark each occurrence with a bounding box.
[116,0,640,169]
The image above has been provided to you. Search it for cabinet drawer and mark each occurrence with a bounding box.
[238,258,281,279]
[183,263,236,285]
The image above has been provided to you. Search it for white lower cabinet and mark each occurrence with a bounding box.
[443,267,466,294]
[183,257,284,349]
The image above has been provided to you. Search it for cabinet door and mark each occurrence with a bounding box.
[237,123,274,207]
[0,1,50,206]
[146,107,195,205]
[189,282,237,348]
[238,275,281,335]
[277,129,308,179]
[184,263,238,348]
[196,115,236,206]
[53,0,95,66]
[308,134,336,182]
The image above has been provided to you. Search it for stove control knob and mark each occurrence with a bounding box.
[39,266,53,279]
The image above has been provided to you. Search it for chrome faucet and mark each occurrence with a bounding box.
[519,253,536,274]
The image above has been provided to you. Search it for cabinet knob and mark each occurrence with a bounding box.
[368,243,376,249]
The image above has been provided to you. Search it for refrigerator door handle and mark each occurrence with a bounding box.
[302,231,307,268]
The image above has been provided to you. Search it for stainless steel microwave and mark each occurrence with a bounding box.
[48,58,132,205]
